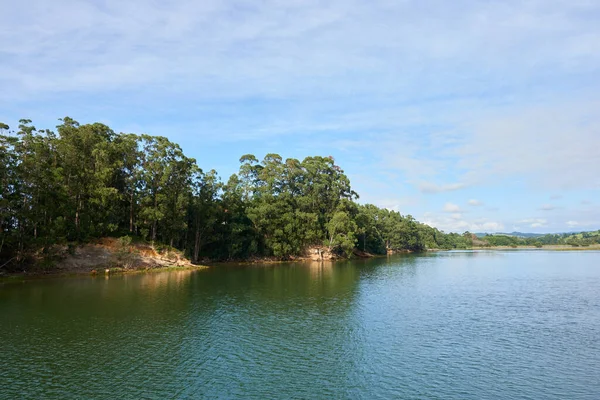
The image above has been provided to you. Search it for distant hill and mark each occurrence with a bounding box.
[475,230,600,238]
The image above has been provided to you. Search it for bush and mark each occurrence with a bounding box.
[114,236,136,269]
[118,236,132,248]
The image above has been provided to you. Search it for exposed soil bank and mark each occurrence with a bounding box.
[2,241,382,279]
[1,238,208,279]
[7,241,595,280]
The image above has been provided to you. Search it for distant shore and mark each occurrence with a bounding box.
[472,244,600,251]
[3,243,599,281]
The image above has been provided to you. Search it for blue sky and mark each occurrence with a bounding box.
[1,0,599,233]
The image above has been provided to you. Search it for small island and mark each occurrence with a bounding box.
[1,118,599,276]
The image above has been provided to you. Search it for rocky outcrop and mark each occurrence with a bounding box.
[53,238,194,273]
[306,246,338,261]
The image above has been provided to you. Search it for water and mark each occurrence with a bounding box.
[1,250,599,399]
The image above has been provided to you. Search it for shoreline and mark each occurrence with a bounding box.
[470,245,600,251]
[3,245,599,281]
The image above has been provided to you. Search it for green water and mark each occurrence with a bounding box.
[2,251,599,399]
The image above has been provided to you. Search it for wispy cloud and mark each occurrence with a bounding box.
[422,212,504,233]
[443,203,462,213]
[566,220,599,229]
[518,218,548,229]
[419,182,467,194]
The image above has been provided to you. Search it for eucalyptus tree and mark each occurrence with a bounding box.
[1,115,469,269]
[56,118,121,239]
[14,120,64,245]
[188,169,221,262]
[137,135,194,246]
[112,133,142,234]
[220,173,258,259]
[0,127,19,260]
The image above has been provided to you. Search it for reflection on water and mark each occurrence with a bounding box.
[133,268,195,290]
[2,251,600,399]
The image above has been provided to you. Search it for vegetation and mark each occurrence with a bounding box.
[2,117,598,272]
[479,231,600,248]
[1,117,478,271]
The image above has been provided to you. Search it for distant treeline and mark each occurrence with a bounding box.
[1,117,481,268]
[479,231,600,247]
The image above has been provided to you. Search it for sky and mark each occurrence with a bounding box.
[1,0,599,234]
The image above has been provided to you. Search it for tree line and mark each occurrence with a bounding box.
[0,117,492,269]
[479,231,600,247]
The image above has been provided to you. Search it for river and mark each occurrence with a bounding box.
[2,250,599,399]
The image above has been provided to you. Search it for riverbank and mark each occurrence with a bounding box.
[1,239,382,279]
[4,242,598,280]
[0,238,209,280]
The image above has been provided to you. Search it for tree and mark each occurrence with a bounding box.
[137,135,194,245]
[188,169,221,262]
[326,210,358,256]
[2,115,471,270]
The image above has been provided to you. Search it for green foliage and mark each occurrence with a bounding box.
[239,154,357,258]
[326,210,358,256]
[114,236,136,269]
[483,234,522,247]
[118,235,133,248]
[476,231,600,248]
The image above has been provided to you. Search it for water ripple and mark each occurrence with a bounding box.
[1,252,600,399]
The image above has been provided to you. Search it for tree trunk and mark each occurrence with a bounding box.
[152,194,157,241]
[75,193,81,236]
[129,191,134,233]
[193,223,201,263]
[328,223,337,251]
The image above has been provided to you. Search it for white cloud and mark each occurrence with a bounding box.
[478,222,505,232]
[468,199,483,206]
[443,203,462,213]
[540,204,556,211]
[518,218,548,228]
[566,220,599,229]
[455,102,600,190]
[1,0,599,235]
[419,182,466,194]
[422,212,504,233]
[371,197,419,213]
[3,0,599,106]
